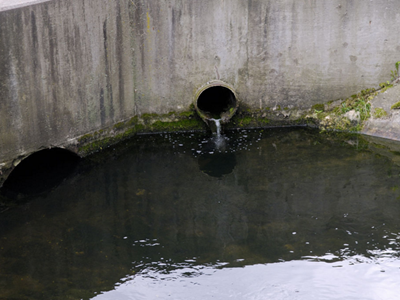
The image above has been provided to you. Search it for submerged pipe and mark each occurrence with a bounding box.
[194,80,239,130]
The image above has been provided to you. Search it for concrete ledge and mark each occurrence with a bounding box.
[363,84,400,141]
[0,0,50,12]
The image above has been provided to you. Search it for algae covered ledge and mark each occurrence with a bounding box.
[75,107,207,156]
[74,81,400,157]
[73,60,400,157]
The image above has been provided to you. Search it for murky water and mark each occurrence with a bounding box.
[1,128,400,300]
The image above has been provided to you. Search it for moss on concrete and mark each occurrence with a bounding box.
[379,82,393,93]
[178,110,195,118]
[76,67,400,158]
[373,107,388,118]
[77,108,205,156]
[113,122,125,130]
[391,101,400,109]
[307,83,397,133]
[151,118,203,131]
[223,104,305,130]
[311,103,325,112]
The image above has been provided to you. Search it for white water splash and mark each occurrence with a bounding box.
[209,118,226,151]
[210,118,222,137]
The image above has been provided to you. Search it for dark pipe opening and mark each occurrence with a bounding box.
[0,148,81,199]
[197,86,237,120]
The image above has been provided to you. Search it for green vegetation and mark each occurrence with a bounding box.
[141,113,159,123]
[333,87,381,122]
[151,119,202,131]
[391,101,400,109]
[113,122,125,130]
[259,118,270,125]
[354,98,371,121]
[312,103,325,112]
[322,62,400,130]
[373,107,388,118]
[336,95,371,121]
[391,61,400,81]
[379,81,393,93]
[77,108,205,156]
[372,143,389,149]
[238,116,253,126]
[316,86,390,132]
[178,110,195,118]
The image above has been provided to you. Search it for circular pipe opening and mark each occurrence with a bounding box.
[194,81,238,124]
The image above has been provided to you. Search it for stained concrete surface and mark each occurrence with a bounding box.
[2,0,400,186]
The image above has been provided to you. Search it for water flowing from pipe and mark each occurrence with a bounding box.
[210,118,221,138]
[209,118,225,150]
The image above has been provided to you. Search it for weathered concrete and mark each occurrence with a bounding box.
[0,0,136,179]
[2,0,400,186]
[0,0,50,12]
[363,83,400,141]
[133,0,400,111]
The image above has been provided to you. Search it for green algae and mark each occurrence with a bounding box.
[152,119,204,131]
[373,108,388,118]
[113,122,125,130]
[391,101,400,109]
[178,111,195,118]
[77,109,205,156]
[312,104,325,112]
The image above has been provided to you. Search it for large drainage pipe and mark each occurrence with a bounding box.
[194,80,239,129]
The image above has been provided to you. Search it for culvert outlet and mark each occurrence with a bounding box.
[194,81,239,127]
[0,148,81,198]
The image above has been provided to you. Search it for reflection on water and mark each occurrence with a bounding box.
[1,128,400,299]
[197,134,236,177]
[198,152,236,177]
[95,256,400,300]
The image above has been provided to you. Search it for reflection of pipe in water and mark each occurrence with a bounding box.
[194,80,239,133]
[198,152,236,178]
[193,81,239,176]
[197,137,236,178]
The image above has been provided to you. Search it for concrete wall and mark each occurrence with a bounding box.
[0,0,135,172]
[1,0,400,181]
[136,0,400,111]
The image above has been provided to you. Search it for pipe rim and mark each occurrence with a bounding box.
[194,80,239,124]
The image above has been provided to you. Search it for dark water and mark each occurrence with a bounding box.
[1,128,400,300]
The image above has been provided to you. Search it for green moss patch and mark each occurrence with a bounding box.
[373,108,388,118]
[312,103,325,112]
[77,108,205,156]
[391,101,400,109]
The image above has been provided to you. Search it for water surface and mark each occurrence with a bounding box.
[1,128,400,300]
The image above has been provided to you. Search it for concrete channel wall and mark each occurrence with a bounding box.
[1,0,400,186]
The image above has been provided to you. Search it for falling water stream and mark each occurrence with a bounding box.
[1,128,400,299]
[210,118,222,137]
